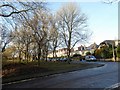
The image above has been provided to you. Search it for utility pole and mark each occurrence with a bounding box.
[112,43,115,61]
[115,47,117,61]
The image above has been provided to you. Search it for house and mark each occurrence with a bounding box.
[98,40,114,49]
[87,43,98,54]
[48,48,68,57]
[47,43,98,58]
[70,45,87,56]
[114,40,120,46]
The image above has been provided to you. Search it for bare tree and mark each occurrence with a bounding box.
[0,1,48,64]
[0,24,14,52]
[22,9,52,65]
[15,27,33,63]
[50,28,59,58]
[57,3,91,63]
[12,29,24,63]
[49,15,63,58]
[0,1,46,56]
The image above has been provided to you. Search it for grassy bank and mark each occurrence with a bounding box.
[2,61,104,84]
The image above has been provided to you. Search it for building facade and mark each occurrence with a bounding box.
[48,43,98,58]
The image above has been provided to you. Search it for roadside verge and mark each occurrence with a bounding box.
[2,62,105,85]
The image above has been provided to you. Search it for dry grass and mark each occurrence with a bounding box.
[2,60,104,84]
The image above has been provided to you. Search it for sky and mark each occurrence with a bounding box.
[0,0,118,48]
[47,1,118,47]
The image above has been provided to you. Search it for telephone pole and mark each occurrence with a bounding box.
[112,43,115,61]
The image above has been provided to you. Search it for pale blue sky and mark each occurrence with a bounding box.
[47,2,118,46]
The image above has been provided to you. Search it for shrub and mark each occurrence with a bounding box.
[117,45,120,58]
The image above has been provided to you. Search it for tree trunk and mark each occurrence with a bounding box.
[19,51,22,63]
[37,45,41,66]
[26,44,29,63]
[67,31,72,64]
[53,50,55,58]
[67,48,71,64]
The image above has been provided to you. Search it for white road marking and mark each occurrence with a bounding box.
[2,73,62,86]
[104,82,120,90]
[2,78,36,86]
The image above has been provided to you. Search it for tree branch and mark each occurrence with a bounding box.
[0,3,35,17]
[0,9,33,17]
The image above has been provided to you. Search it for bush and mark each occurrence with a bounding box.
[94,46,113,59]
[72,54,81,57]
[86,52,91,56]
[117,45,120,58]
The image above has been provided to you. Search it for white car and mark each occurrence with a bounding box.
[85,55,96,61]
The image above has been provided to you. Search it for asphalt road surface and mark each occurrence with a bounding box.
[2,62,120,89]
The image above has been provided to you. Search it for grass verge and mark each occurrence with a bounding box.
[2,61,104,84]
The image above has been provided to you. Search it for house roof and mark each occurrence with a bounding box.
[100,40,115,46]
[78,45,86,51]
[87,43,98,49]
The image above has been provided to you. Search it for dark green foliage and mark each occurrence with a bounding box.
[72,54,82,60]
[117,45,120,58]
[94,49,101,59]
[101,46,113,58]
[72,54,81,57]
[86,52,91,56]
[94,45,113,59]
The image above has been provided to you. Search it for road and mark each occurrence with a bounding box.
[2,62,120,89]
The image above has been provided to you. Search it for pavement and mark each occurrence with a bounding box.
[2,62,120,89]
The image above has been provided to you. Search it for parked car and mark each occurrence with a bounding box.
[52,58,56,62]
[59,58,68,62]
[56,58,60,61]
[85,55,97,61]
[47,58,52,61]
